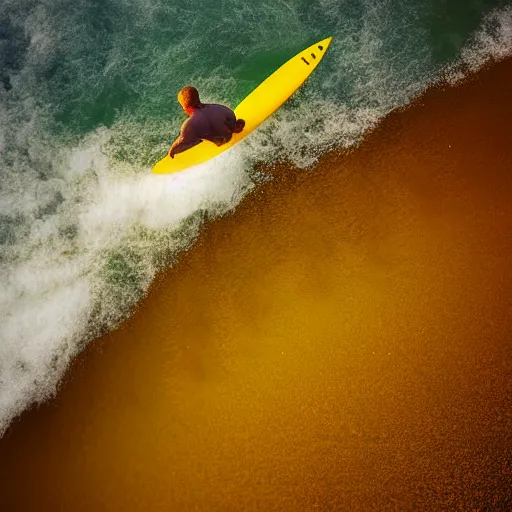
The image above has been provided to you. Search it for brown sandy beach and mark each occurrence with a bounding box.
[1,59,512,511]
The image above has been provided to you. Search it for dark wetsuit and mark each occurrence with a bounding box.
[171,104,239,156]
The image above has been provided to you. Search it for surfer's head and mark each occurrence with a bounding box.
[178,86,201,115]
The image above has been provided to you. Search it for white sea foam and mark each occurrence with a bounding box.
[0,121,254,435]
[444,6,512,84]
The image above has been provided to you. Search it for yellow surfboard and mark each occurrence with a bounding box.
[152,37,333,174]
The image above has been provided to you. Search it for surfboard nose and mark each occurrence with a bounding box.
[313,36,333,55]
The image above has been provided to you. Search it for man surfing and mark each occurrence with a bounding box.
[169,86,245,159]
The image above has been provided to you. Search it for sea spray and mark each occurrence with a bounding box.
[0,127,254,435]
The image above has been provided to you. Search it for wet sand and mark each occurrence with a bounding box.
[1,59,512,511]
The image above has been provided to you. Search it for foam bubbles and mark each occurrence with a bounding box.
[0,122,254,435]
[444,6,512,84]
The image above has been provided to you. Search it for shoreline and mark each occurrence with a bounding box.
[1,58,512,511]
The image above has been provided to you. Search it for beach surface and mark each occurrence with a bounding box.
[1,59,512,511]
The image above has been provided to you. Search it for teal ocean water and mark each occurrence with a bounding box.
[1,0,511,435]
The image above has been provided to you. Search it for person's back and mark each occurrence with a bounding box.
[186,103,237,146]
[169,86,245,159]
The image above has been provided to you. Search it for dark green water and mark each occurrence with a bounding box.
[2,1,510,139]
[0,0,511,435]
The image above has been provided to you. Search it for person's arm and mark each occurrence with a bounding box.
[224,110,245,134]
[223,110,237,133]
[169,119,202,158]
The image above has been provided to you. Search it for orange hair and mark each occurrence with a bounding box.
[178,86,201,109]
